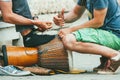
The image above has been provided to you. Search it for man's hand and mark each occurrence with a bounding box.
[53,9,65,26]
[58,28,72,38]
[34,19,52,32]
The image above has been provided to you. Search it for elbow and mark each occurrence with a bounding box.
[96,22,104,27]
[3,16,11,23]
[2,14,12,23]
[94,20,104,28]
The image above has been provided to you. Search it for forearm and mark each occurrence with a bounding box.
[70,19,103,32]
[0,1,35,25]
[69,8,107,32]
[3,13,35,25]
[64,11,80,23]
[64,5,85,23]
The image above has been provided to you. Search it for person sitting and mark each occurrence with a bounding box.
[53,0,120,74]
[0,0,55,47]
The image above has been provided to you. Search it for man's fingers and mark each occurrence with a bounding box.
[58,32,65,39]
[46,22,52,26]
[58,21,65,26]
[54,16,62,21]
[61,8,65,19]
[38,28,45,32]
[54,16,65,26]
[58,8,65,19]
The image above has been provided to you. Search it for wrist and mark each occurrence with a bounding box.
[31,19,42,26]
[31,20,36,25]
[69,27,75,32]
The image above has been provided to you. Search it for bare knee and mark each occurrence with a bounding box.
[62,34,93,52]
[62,34,76,50]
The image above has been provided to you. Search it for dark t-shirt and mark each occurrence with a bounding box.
[0,0,34,32]
[78,0,120,38]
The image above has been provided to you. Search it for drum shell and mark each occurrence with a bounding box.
[37,37,73,72]
[2,45,38,66]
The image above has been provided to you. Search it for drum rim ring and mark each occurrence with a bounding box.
[2,45,8,66]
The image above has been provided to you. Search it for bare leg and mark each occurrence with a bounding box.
[62,34,119,59]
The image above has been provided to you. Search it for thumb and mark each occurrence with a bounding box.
[58,8,65,19]
[61,8,65,17]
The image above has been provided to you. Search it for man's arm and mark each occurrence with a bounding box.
[69,8,107,32]
[0,1,35,25]
[64,4,86,23]
[0,1,53,31]
[53,4,85,26]
[58,8,108,36]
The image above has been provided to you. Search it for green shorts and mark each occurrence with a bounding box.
[73,28,120,50]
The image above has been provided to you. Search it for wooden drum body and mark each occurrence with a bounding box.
[37,37,73,72]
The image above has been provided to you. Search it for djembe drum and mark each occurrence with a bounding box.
[2,36,73,72]
[37,36,73,72]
